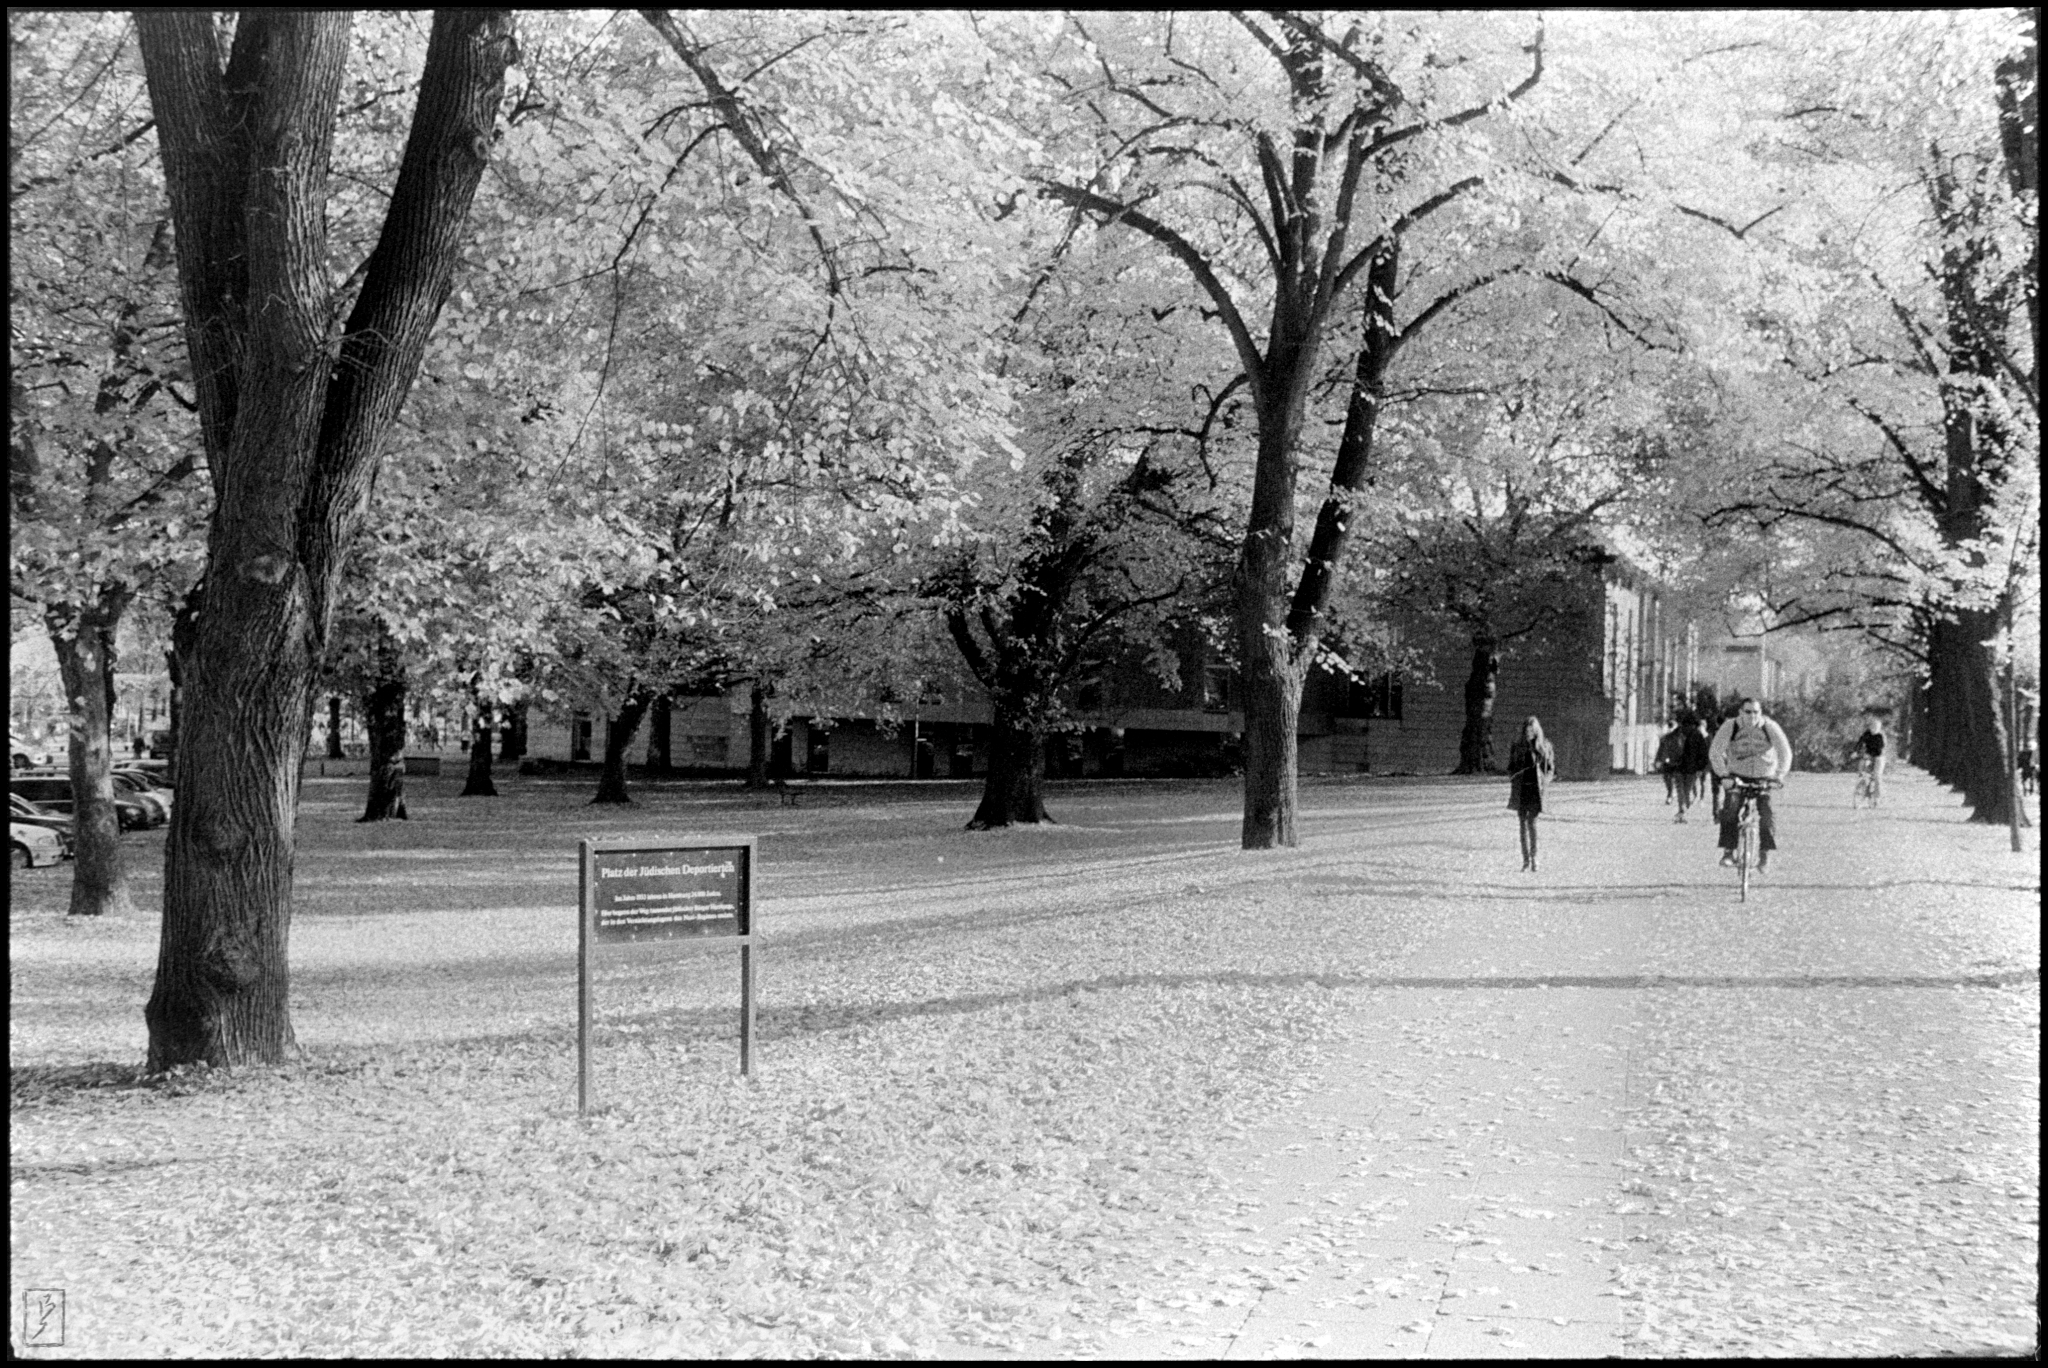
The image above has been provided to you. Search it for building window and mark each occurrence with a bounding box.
[570,712,592,761]
[1345,672,1403,720]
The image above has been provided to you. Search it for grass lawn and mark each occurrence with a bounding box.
[12,772,1478,1358]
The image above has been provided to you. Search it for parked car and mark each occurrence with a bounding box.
[120,758,172,785]
[10,732,54,770]
[11,820,69,868]
[9,776,152,832]
[108,771,171,825]
[9,794,75,851]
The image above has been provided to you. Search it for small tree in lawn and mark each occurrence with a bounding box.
[929,230,1240,828]
[1382,358,1666,773]
[11,13,206,917]
[136,10,516,1068]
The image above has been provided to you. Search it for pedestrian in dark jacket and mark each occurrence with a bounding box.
[1677,716,1712,822]
[1507,715,1555,872]
[1655,721,1685,805]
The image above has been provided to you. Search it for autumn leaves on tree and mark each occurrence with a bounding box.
[7,11,2035,1071]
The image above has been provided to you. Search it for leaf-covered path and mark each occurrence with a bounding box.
[1026,766,2038,1360]
[10,767,2037,1358]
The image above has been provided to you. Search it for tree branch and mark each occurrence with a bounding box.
[1034,181,1266,390]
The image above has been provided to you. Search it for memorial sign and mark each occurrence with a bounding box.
[589,845,750,941]
[578,835,758,1114]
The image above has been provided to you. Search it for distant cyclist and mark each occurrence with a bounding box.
[1856,717,1887,803]
[1710,698,1793,871]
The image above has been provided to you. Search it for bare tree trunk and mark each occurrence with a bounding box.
[461,685,496,797]
[499,697,526,762]
[326,695,345,759]
[592,691,654,805]
[1931,610,2014,824]
[647,693,673,776]
[1238,646,1305,849]
[747,680,771,789]
[967,713,1050,829]
[1236,361,1314,850]
[51,606,138,918]
[163,583,201,785]
[1456,635,1502,774]
[359,652,409,822]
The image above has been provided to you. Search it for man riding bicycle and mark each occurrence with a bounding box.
[1709,697,1793,871]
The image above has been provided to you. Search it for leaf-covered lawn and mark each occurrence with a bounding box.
[10,771,2038,1358]
[9,776,1423,1358]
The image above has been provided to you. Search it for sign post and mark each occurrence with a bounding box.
[577,835,757,1116]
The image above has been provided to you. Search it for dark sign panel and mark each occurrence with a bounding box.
[589,845,750,942]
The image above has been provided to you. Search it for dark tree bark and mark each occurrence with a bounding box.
[647,693,673,775]
[746,680,771,789]
[51,602,138,919]
[326,695,346,759]
[461,684,496,797]
[138,10,514,1069]
[499,698,527,762]
[967,712,1050,829]
[162,582,202,784]
[591,690,654,805]
[1456,635,1502,774]
[358,629,409,822]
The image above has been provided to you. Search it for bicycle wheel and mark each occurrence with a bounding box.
[1737,809,1755,901]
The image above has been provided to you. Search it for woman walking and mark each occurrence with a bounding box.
[1507,715,1555,872]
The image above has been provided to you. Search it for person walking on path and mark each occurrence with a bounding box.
[1709,697,1794,871]
[1678,715,1712,822]
[1506,715,1555,872]
[1856,716,1888,803]
[1655,719,1686,807]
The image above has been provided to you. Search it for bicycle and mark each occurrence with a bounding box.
[1724,776,1782,902]
[1852,757,1879,809]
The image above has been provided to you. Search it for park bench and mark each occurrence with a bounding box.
[773,777,817,806]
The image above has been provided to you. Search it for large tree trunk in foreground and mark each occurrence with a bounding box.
[967,713,1050,829]
[52,605,138,919]
[139,11,514,1069]
[592,692,654,805]
[1456,635,1501,774]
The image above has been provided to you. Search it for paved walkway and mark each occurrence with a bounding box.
[946,765,2040,1359]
